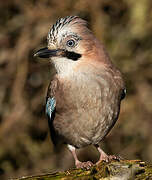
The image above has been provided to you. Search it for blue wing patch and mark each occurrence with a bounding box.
[46,97,56,119]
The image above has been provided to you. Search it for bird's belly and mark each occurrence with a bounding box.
[54,98,119,148]
[53,76,120,148]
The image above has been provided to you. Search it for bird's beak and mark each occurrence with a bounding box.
[34,47,64,58]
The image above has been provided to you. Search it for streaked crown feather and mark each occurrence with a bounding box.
[47,16,87,45]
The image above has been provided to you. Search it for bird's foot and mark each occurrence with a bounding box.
[95,145,122,164]
[107,154,124,162]
[67,145,94,170]
[76,160,94,170]
[96,154,122,164]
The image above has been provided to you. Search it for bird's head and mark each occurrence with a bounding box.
[34,16,111,74]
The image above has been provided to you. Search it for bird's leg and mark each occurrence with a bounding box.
[95,144,118,163]
[95,144,109,163]
[67,144,93,169]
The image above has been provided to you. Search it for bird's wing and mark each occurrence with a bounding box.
[46,77,58,119]
[46,97,56,119]
[120,88,126,100]
[46,77,59,146]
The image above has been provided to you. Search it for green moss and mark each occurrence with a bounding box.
[14,160,152,180]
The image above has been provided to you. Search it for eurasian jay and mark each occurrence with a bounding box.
[34,16,126,169]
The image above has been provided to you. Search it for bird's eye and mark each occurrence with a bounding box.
[66,39,75,47]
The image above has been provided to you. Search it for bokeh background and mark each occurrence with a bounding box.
[0,0,152,179]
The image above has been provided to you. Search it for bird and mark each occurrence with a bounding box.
[34,16,126,169]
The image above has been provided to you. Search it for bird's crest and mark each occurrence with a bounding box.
[47,16,87,45]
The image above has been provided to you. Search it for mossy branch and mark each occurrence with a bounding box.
[14,160,152,180]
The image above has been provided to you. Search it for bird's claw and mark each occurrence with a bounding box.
[97,154,122,164]
[108,154,124,161]
[76,161,94,170]
[108,155,120,161]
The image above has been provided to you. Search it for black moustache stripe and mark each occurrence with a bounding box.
[64,51,82,61]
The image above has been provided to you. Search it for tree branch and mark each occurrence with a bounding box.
[14,160,152,180]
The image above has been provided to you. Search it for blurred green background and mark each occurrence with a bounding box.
[0,0,152,179]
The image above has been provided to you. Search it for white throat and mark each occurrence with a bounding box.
[51,57,76,76]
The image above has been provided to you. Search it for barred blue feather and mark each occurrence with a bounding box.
[46,97,56,119]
